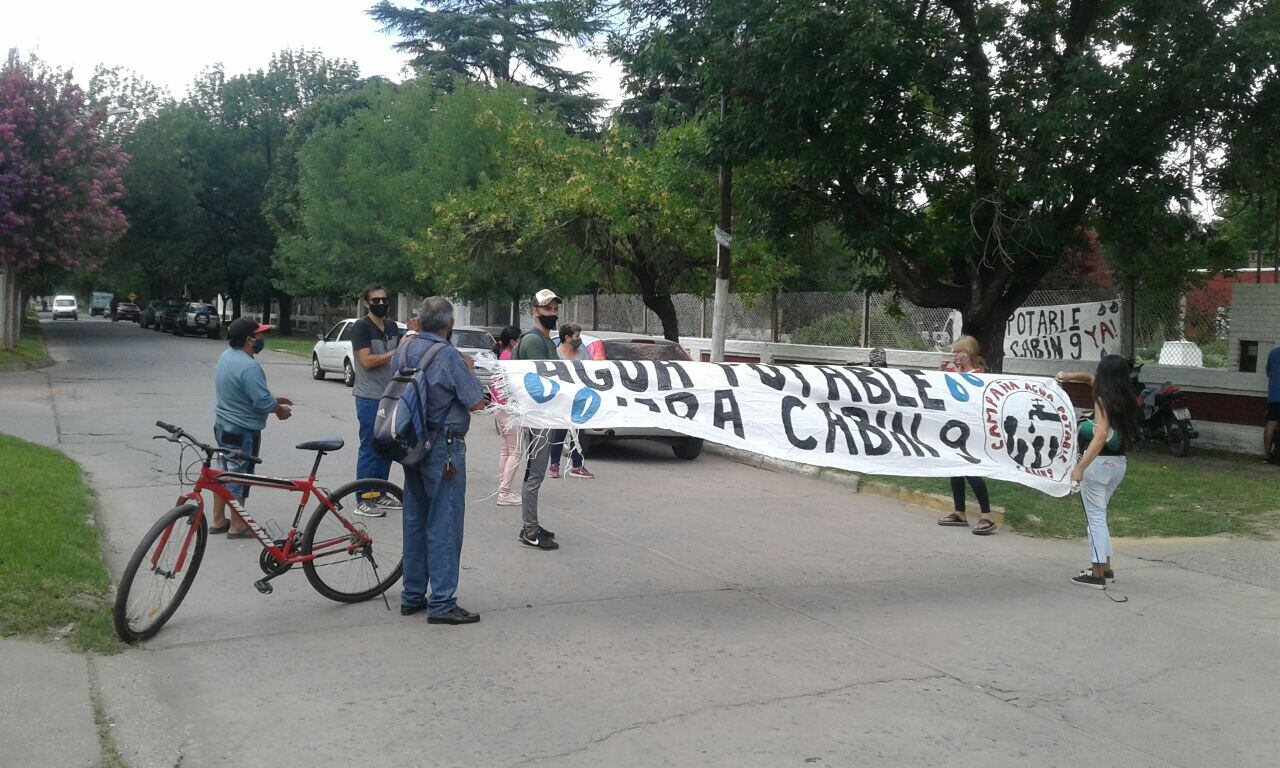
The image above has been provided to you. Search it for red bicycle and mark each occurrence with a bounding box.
[113,421,403,643]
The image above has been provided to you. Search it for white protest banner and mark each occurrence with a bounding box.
[492,361,1078,496]
[1005,300,1122,360]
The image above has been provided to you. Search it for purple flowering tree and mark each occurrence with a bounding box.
[0,52,127,350]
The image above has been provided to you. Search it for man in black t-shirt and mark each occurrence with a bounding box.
[351,284,405,516]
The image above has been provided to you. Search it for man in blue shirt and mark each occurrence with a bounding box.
[1266,345,1280,463]
[394,297,485,625]
[212,317,293,537]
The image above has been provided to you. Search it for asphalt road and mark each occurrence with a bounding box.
[24,317,1280,767]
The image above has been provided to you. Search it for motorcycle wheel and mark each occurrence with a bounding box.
[1164,412,1191,457]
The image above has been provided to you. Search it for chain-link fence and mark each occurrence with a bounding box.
[272,276,1239,369]
[549,284,1235,368]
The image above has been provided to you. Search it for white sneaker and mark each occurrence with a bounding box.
[354,499,387,518]
[496,492,522,506]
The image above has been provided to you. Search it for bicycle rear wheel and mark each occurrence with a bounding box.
[113,504,208,643]
[302,479,404,603]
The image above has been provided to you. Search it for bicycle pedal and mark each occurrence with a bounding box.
[253,579,274,595]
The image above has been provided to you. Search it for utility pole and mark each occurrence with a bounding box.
[710,97,732,363]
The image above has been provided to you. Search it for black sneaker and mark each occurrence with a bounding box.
[520,528,560,550]
[537,525,556,540]
[1077,568,1116,582]
[427,606,480,625]
[1070,573,1108,589]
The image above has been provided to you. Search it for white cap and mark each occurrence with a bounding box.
[534,288,562,307]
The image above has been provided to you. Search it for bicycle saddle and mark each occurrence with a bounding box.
[296,437,344,452]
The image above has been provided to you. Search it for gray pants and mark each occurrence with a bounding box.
[521,429,551,531]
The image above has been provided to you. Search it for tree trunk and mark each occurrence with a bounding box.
[0,264,19,351]
[963,311,1009,374]
[275,291,293,336]
[633,267,680,342]
[230,288,243,319]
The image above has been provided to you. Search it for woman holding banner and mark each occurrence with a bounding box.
[1058,357,1137,588]
[493,326,524,506]
[937,336,998,535]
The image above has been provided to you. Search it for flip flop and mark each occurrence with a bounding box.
[208,522,231,534]
[226,530,255,540]
[972,519,998,535]
[937,512,969,527]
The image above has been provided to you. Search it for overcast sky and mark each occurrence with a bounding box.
[5,0,625,107]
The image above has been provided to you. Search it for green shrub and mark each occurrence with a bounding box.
[790,308,928,350]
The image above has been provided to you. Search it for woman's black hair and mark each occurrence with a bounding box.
[1093,355,1137,447]
[495,325,521,355]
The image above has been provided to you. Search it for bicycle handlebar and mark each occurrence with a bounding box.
[153,420,263,466]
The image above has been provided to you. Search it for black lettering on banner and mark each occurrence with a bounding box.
[635,398,660,413]
[846,407,891,455]
[887,412,940,458]
[1070,306,1082,330]
[815,365,861,402]
[877,370,919,408]
[1046,336,1064,359]
[846,367,891,405]
[713,389,745,438]
[777,365,813,397]
[716,363,739,387]
[652,360,693,391]
[902,369,945,411]
[612,361,649,392]
[781,396,817,450]
[940,419,981,464]
[665,392,699,420]
[817,402,858,454]
[750,364,786,391]
[1069,331,1082,360]
[571,361,614,391]
[533,360,573,383]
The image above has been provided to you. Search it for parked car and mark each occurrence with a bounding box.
[451,326,498,395]
[557,330,704,460]
[310,318,408,387]
[113,302,141,323]
[155,298,184,332]
[51,295,79,321]
[175,302,221,339]
[140,300,163,328]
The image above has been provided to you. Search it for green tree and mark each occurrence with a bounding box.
[369,0,605,133]
[611,0,1278,369]
[280,83,543,303]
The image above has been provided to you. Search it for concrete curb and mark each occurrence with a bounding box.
[704,443,1006,526]
[0,357,54,373]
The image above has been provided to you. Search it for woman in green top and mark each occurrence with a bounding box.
[1057,356,1138,588]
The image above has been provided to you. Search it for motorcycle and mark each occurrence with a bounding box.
[1131,363,1197,457]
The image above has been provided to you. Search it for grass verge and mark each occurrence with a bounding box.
[266,335,318,358]
[0,434,120,653]
[0,312,52,369]
[866,446,1280,539]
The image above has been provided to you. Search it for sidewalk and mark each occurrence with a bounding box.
[0,366,106,768]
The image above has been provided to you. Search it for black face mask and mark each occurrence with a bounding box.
[252,337,265,355]
[538,314,559,331]
[369,303,389,318]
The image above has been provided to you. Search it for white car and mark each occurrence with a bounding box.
[556,330,704,460]
[51,295,78,320]
[311,318,406,387]
[450,326,498,396]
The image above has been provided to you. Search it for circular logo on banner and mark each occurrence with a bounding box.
[523,373,560,403]
[982,379,1074,482]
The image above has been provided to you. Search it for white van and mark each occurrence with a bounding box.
[51,295,78,321]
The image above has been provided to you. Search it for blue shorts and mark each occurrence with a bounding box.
[1268,403,1280,423]
[213,424,262,500]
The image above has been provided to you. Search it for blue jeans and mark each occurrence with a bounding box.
[549,429,583,469]
[355,396,392,483]
[1080,456,1126,565]
[400,435,467,616]
[213,423,261,500]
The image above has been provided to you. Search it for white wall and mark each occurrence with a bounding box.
[1227,283,1280,372]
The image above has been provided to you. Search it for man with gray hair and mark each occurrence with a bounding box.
[392,296,485,625]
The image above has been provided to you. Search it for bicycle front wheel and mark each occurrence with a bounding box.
[302,479,404,603]
[113,504,208,643]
